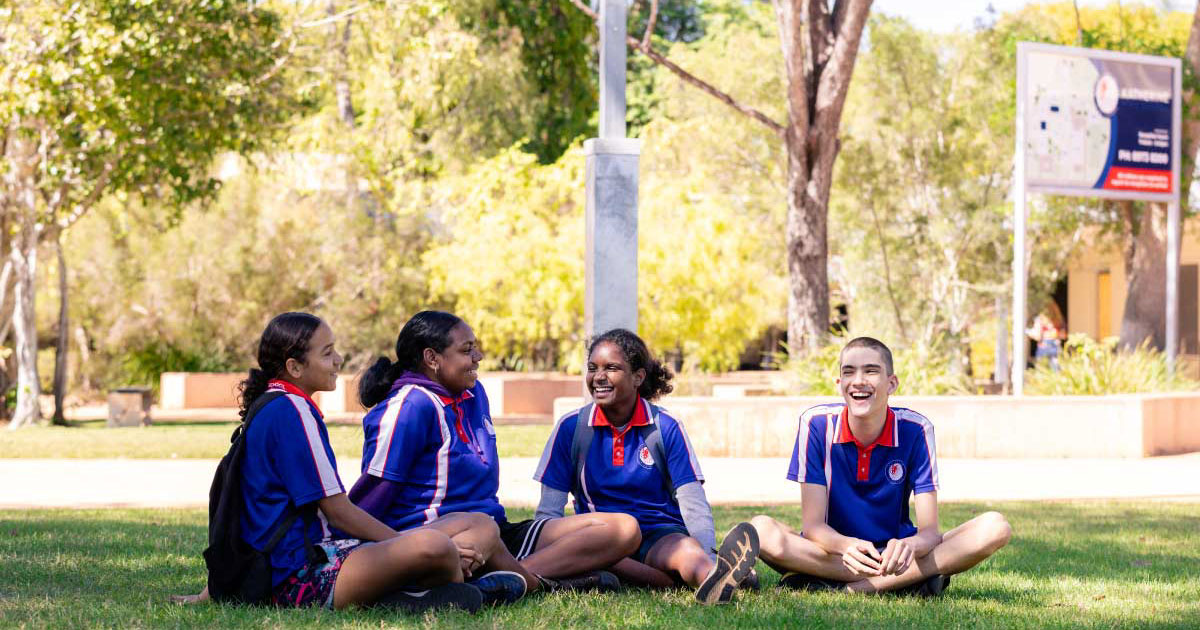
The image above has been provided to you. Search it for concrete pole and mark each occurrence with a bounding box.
[585,0,640,345]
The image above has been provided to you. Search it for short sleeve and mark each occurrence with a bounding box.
[908,420,938,494]
[533,411,579,493]
[267,396,344,506]
[787,409,829,486]
[659,415,703,488]
[364,391,441,483]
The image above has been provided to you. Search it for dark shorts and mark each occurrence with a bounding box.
[271,538,365,609]
[498,518,552,560]
[634,524,690,563]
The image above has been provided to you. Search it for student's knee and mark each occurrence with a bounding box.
[978,511,1012,552]
[402,530,460,571]
[600,512,642,554]
[749,515,783,552]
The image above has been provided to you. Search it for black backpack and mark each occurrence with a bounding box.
[569,402,676,505]
[202,390,324,604]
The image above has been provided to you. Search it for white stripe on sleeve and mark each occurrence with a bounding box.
[418,387,451,524]
[533,410,575,482]
[287,394,342,497]
[366,384,414,478]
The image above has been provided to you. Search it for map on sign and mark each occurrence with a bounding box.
[1021,45,1177,199]
[1025,52,1113,188]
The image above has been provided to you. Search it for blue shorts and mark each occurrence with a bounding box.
[633,525,690,563]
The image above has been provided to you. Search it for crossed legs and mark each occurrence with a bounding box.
[749,511,1012,594]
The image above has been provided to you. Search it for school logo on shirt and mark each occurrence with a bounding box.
[637,445,655,468]
[885,460,905,484]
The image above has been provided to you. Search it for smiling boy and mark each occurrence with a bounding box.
[750,337,1011,595]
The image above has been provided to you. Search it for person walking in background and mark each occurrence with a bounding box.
[1028,302,1067,371]
[533,328,760,605]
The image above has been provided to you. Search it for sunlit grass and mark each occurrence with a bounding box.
[0,502,1196,629]
[0,421,554,459]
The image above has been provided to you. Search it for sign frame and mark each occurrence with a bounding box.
[1012,41,1182,394]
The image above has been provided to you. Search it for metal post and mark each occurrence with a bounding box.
[1011,49,1028,396]
[1166,200,1180,375]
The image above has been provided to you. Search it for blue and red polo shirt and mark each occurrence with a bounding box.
[534,398,704,534]
[352,378,504,531]
[787,404,939,547]
[240,380,345,586]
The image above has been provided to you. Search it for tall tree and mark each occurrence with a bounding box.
[1,0,296,428]
[571,0,872,356]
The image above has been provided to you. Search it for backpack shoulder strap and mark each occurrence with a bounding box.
[639,403,676,504]
[569,404,595,502]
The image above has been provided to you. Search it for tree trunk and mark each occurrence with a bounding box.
[8,215,41,429]
[1118,201,1167,350]
[52,235,69,426]
[775,0,872,356]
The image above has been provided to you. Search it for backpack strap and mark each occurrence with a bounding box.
[637,403,676,504]
[569,403,595,506]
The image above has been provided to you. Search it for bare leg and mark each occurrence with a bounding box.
[848,511,1012,594]
[331,529,461,609]
[643,534,714,588]
[521,512,641,578]
[750,512,1012,594]
[609,558,677,588]
[420,512,504,578]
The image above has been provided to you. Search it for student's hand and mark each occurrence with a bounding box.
[455,541,484,578]
[879,538,914,576]
[169,586,209,604]
[840,540,882,576]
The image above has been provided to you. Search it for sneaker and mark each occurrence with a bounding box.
[740,568,761,592]
[777,571,846,593]
[695,522,760,605]
[372,582,484,613]
[539,570,621,593]
[468,570,527,606]
[893,573,950,598]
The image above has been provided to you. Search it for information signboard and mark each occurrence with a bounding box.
[1012,42,1182,394]
[1020,43,1180,201]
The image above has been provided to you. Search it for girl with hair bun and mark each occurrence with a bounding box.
[349,311,641,597]
[177,312,491,612]
[532,329,760,605]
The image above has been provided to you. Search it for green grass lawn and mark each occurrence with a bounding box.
[1,502,1197,629]
[0,421,553,459]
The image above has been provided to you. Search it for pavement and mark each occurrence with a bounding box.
[2,453,1198,509]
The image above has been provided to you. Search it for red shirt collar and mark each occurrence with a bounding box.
[436,388,475,406]
[267,379,322,418]
[591,397,651,429]
[835,406,897,449]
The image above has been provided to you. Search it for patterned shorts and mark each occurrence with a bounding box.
[272,538,364,609]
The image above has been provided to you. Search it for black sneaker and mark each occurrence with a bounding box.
[695,522,760,605]
[372,582,484,613]
[468,570,527,606]
[893,573,950,598]
[539,570,621,593]
[778,571,846,593]
[740,568,761,591]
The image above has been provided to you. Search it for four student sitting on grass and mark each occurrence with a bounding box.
[180,310,1010,611]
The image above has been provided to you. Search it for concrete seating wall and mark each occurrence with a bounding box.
[476,373,580,417]
[553,393,1200,458]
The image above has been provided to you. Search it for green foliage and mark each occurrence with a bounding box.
[786,337,973,396]
[1025,334,1199,395]
[118,342,233,391]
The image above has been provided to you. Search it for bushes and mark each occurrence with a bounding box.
[786,336,973,396]
[1025,334,1199,395]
